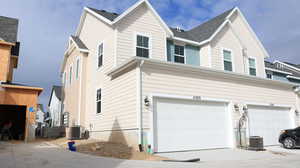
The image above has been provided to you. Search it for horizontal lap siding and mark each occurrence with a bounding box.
[90,68,137,131]
[116,4,167,65]
[142,64,296,129]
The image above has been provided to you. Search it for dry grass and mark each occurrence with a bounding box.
[48,138,167,161]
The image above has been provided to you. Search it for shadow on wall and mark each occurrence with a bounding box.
[108,118,129,145]
[77,118,133,160]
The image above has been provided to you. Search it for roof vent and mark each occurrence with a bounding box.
[112,12,118,15]
[100,10,106,12]
[176,26,183,32]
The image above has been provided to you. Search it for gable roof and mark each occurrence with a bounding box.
[48,85,62,106]
[77,0,269,58]
[70,35,88,52]
[0,16,19,43]
[284,62,300,69]
[77,0,173,36]
[170,8,234,43]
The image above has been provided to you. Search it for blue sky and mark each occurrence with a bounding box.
[0,0,299,109]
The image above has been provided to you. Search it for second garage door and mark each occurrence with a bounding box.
[153,98,232,152]
[248,105,295,146]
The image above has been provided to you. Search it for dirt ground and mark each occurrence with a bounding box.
[48,138,167,161]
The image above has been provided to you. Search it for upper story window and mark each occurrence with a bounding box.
[76,58,80,79]
[266,71,273,79]
[248,58,256,76]
[96,89,101,114]
[136,35,149,58]
[97,43,103,68]
[63,72,66,87]
[174,45,185,64]
[69,66,72,85]
[223,49,233,71]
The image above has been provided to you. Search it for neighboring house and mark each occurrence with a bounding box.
[35,104,45,125]
[0,16,43,141]
[48,85,62,127]
[265,61,300,84]
[61,0,300,152]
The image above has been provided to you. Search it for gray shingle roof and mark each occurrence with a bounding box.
[87,7,119,21]
[86,6,234,43]
[0,16,18,43]
[71,35,88,50]
[170,8,235,43]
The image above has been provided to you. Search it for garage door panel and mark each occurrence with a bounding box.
[154,98,231,152]
[248,105,294,146]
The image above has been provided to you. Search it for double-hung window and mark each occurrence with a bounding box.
[69,66,72,85]
[174,45,185,63]
[63,72,66,87]
[76,58,80,79]
[248,58,256,76]
[266,72,272,79]
[223,50,233,71]
[96,89,101,114]
[136,35,149,58]
[97,43,103,68]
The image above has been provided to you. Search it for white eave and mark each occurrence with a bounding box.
[265,67,293,75]
[287,75,300,81]
[107,57,296,88]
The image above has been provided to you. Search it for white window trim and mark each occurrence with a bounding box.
[174,44,186,64]
[75,56,80,80]
[69,64,73,85]
[96,88,102,115]
[134,32,152,58]
[221,48,235,72]
[248,57,257,76]
[97,42,104,70]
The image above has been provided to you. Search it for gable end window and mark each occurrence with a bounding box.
[248,58,256,76]
[76,58,80,79]
[174,45,185,64]
[136,35,149,58]
[69,66,72,85]
[97,43,103,68]
[223,50,233,71]
[96,89,101,114]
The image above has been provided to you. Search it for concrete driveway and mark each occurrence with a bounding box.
[1,142,300,168]
[156,147,300,162]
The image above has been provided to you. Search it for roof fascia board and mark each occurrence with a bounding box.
[172,37,209,46]
[233,8,270,58]
[207,20,230,42]
[265,67,293,75]
[287,75,300,81]
[84,7,113,25]
[274,61,300,72]
[112,0,173,36]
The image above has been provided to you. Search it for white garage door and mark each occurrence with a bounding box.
[154,98,232,152]
[248,105,295,146]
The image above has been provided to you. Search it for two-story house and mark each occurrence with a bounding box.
[0,16,43,141]
[61,0,300,152]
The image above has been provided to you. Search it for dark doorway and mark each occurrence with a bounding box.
[0,105,26,140]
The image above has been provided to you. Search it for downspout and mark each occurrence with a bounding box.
[137,60,145,151]
[77,57,83,126]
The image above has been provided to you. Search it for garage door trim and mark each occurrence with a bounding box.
[149,93,233,153]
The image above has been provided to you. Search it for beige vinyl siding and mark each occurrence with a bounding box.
[199,44,211,68]
[142,63,296,129]
[211,24,244,73]
[229,12,266,77]
[116,3,167,65]
[62,46,83,126]
[77,12,138,132]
